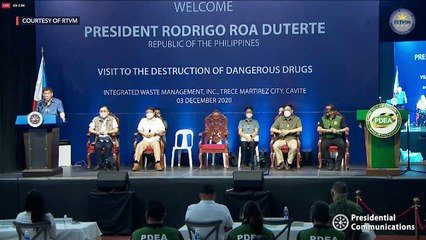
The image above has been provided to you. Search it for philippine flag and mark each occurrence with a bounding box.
[32,54,47,111]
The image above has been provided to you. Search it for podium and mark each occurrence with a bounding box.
[357,104,408,176]
[15,114,63,177]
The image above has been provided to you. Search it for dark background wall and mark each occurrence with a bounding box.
[0,1,35,172]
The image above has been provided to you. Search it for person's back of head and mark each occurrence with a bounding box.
[199,184,216,200]
[310,201,330,225]
[146,200,165,224]
[242,200,263,235]
[331,181,348,200]
[24,189,45,223]
[298,201,344,240]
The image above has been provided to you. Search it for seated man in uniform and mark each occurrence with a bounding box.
[330,181,364,240]
[297,201,345,240]
[88,106,119,171]
[185,184,233,240]
[133,107,165,171]
[131,200,183,240]
[317,104,349,171]
[36,87,66,122]
[270,104,302,170]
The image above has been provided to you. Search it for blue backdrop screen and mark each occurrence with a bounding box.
[35,1,379,166]
[394,41,426,120]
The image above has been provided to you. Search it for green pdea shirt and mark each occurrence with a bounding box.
[131,224,184,240]
[227,223,275,240]
[297,225,345,240]
[271,115,302,140]
[317,115,348,139]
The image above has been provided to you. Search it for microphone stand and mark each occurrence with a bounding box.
[377,97,425,175]
[400,108,426,175]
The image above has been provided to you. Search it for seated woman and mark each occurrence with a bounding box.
[238,107,259,167]
[227,201,275,240]
[15,189,57,239]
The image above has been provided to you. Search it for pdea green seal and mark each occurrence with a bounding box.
[366,103,402,138]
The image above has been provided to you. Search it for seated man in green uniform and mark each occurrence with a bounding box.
[297,201,345,240]
[317,104,349,170]
[131,200,184,240]
[227,200,275,240]
[330,182,364,240]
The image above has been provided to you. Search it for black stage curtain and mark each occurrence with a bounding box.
[224,190,271,221]
[88,191,136,235]
[0,1,36,172]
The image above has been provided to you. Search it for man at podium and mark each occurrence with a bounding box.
[394,86,407,109]
[36,87,66,122]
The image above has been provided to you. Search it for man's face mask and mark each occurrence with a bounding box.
[99,109,108,119]
[146,112,154,119]
[284,110,291,118]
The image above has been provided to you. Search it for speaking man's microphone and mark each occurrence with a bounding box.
[36,101,46,112]
[378,96,382,103]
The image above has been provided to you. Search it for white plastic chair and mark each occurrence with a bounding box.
[237,136,260,167]
[171,129,194,167]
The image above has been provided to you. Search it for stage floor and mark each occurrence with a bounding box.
[1,163,426,180]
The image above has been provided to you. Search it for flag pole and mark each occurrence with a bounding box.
[32,47,46,111]
[41,47,44,64]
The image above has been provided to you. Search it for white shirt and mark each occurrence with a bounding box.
[417,100,426,110]
[15,211,57,240]
[185,200,233,240]
[137,117,165,142]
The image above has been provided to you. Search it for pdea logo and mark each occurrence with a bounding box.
[389,8,415,35]
[366,104,402,138]
[371,113,396,128]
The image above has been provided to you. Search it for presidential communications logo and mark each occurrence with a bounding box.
[332,214,415,232]
[332,214,349,231]
[366,103,402,139]
[389,8,415,35]
[27,111,44,128]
